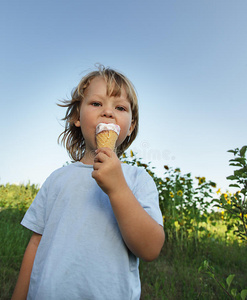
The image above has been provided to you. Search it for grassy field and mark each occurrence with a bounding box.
[0,207,246,300]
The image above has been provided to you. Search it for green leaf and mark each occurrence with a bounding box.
[229,184,241,188]
[213,205,221,209]
[240,145,247,158]
[237,294,242,300]
[203,260,209,268]
[226,274,235,288]
[234,168,246,176]
[227,224,234,230]
[200,215,207,222]
[230,157,245,164]
[231,288,237,297]
[227,175,238,181]
[241,289,247,300]
[228,149,238,154]
[229,163,243,167]
[221,282,226,289]
[198,226,206,232]
[241,189,247,195]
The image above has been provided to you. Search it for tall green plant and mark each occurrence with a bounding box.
[214,146,247,242]
[121,150,216,246]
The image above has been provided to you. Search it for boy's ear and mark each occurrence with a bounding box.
[128,120,136,136]
[74,119,81,127]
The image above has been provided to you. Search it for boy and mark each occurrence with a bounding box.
[12,66,165,299]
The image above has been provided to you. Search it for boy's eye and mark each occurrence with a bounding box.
[91,102,101,107]
[116,106,126,111]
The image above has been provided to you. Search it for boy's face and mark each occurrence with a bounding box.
[74,76,135,157]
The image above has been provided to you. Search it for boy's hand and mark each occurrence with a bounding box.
[92,148,127,196]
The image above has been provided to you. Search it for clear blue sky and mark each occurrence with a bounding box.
[0,0,246,193]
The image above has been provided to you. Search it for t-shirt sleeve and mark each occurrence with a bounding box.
[21,178,48,235]
[132,168,163,226]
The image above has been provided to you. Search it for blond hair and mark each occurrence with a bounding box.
[58,65,139,161]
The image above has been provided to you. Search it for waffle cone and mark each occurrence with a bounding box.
[96,130,118,150]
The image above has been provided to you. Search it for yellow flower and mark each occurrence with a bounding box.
[159,182,162,185]
[221,211,224,215]
[122,153,126,158]
[216,188,221,195]
[244,214,247,219]
[177,190,183,197]
[170,192,174,198]
[224,193,228,200]
[227,199,231,205]
[221,216,224,220]
[130,150,134,157]
[198,177,206,185]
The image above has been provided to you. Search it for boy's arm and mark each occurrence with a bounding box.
[11,232,42,300]
[108,184,165,262]
[92,149,165,262]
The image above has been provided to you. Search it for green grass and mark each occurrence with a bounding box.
[0,209,32,300]
[140,238,247,300]
[1,208,247,300]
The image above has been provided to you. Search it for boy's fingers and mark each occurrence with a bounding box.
[94,151,108,163]
[91,169,97,179]
[96,147,113,157]
[93,162,100,170]
[94,147,116,163]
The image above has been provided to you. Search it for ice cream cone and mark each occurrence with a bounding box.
[96,123,121,151]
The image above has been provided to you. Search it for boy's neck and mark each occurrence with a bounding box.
[80,150,95,165]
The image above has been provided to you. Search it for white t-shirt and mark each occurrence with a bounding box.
[21,162,163,300]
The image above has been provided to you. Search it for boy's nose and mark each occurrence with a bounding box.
[102,107,114,118]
